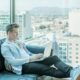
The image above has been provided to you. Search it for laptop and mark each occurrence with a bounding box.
[39,42,52,60]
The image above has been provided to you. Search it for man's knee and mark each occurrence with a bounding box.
[50,55,60,63]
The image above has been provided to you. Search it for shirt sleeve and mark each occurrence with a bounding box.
[1,45,29,66]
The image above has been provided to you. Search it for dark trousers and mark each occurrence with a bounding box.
[22,56,73,78]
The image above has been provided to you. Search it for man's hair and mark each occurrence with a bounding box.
[6,23,19,34]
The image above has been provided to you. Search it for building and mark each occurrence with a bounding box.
[57,36,80,67]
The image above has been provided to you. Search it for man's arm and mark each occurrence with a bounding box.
[1,45,29,66]
[1,44,43,65]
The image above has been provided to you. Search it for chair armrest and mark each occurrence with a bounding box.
[26,45,45,54]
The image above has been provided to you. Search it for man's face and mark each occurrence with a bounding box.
[7,28,19,41]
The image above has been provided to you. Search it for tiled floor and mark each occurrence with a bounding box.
[38,76,70,80]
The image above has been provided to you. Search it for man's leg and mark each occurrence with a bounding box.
[22,62,68,78]
[35,55,73,77]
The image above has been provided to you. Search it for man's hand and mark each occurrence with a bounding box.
[36,53,43,59]
[29,53,43,62]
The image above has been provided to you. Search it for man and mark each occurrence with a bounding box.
[1,23,80,80]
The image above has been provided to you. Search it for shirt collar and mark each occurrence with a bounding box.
[5,38,17,44]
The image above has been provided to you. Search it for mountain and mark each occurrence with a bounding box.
[30,7,69,17]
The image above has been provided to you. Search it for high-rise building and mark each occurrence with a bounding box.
[24,11,33,39]
[57,36,80,67]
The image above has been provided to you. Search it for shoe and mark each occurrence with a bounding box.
[70,66,80,80]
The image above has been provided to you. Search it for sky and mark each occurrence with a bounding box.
[16,0,80,11]
[0,0,80,12]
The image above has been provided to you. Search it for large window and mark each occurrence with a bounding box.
[0,0,80,66]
